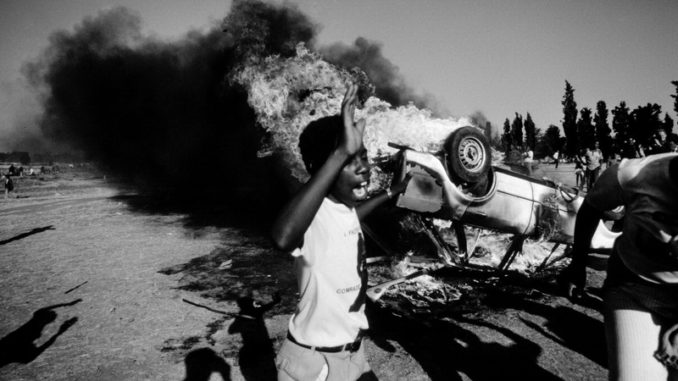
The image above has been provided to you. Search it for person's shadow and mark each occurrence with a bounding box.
[0,299,81,367]
[183,347,231,381]
[367,302,561,381]
[512,295,607,367]
[228,293,280,381]
[0,226,55,246]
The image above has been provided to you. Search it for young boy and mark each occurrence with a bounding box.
[271,84,408,381]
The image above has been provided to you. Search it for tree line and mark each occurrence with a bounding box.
[493,80,678,162]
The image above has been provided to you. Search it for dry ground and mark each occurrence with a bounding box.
[1,162,610,380]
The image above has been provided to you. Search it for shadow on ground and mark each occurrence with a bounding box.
[227,294,280,381]
[0,226,55,246]
[0,299,81,368]
[108,155,293,238]
[368,302,561,380]
[368,267,607,380]
[183,347,231,381]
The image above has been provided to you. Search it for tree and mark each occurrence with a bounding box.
[542,124,562,154]
[524,113,536,151]
[511,113,524,150]
[671,80,678,119]
[501,118,511,155]
[594,101,612,158]
[612,101,631,153]
[577,107,595,149]
[663,113,674,136]
[534,128,548,158]
[562,81,578,156]
[630,103,662,147]
[484,121,494,148]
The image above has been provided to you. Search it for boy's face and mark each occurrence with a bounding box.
[330,146,370,207]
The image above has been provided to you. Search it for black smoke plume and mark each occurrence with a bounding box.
[320,37,444,115]
[26,0,436,201]
[26,1,315,198]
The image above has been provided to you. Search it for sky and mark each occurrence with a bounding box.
[1,0,677,151]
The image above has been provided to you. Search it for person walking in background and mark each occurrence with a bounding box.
[523,148,535,176]
[553,150,560,169]
[3,174,14,199]
[586,144,603,191]
[623,137,645,159]
[574,149,587,190]
[559,152,678,380]
[648,128,671,155]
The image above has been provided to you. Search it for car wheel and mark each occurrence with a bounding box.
[445,126,491,184]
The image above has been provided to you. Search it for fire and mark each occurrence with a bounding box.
[232,44,471,187]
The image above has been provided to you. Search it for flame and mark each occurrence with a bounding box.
[233,44,471,186]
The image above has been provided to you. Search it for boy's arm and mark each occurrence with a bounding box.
[356,175,410,220]
[270,84,364,251]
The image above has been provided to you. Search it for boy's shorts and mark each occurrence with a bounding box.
[275,337,371,381]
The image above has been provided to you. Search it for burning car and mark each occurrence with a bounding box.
[365,127,622,301]
[391,127,621,263]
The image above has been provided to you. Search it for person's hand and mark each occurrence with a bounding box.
[669,235,678,260]
[557,263,586,301]
[58,317,78,334]
[388,173,413,197]
[655,323,678,370]
[338,83,366,157]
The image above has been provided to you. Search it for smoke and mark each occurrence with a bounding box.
[26,1,317,195]
[320,37,445,115]
[468,110,496,138]
[0,79,49,153]
[25,0,443,199]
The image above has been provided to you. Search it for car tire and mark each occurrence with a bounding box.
[445,126,491,184]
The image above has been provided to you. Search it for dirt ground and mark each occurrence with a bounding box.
[0,162,610,380]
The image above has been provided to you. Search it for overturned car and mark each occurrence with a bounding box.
[365,127,621,301]
[391,127,620,265]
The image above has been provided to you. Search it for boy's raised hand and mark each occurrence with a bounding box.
[339,83,366,157]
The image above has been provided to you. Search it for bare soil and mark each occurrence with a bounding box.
[0,162,609,380]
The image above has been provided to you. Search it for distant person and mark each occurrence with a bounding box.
[559,152,678,381]
[270,84,410,381]
[586,144,603,191]
[648,128,671,155]
[607,151,622,169]
[8,164,16,176]
[594,142,604,166]
[523,148,535,176]
[3,174,14,198]
[553,150,560,169]
[574,149,586,190]
[623,137,645,159]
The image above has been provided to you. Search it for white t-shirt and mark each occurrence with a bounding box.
[524,150,534,163]
[288,197,368,347]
